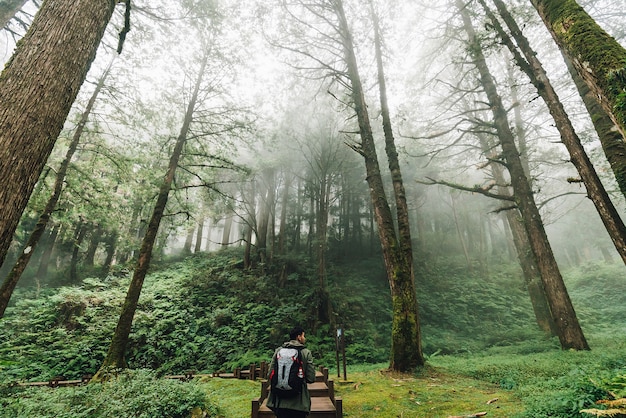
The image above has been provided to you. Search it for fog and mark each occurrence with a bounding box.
[1,0,625,275]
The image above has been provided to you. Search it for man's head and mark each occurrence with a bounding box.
[289,326,306,343]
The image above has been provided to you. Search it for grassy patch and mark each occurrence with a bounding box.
[199,376,260,417]
[334,365,521,418]
[197,364,522,418]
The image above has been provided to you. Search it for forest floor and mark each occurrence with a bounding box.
[203,363,524,418]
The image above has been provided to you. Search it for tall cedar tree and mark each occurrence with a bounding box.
[456,0,588,350]
[530,0,626,191]
[93,50,210,379]
[333,0,424,370]
[0,0,117,269]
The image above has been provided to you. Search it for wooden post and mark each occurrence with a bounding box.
[341,335,347,381]
[335,327,342,378]
[251,399,259,418]
[328,379,335,403]
[335,397,343,417]
[249,363,256,380]
[261,379,269,401]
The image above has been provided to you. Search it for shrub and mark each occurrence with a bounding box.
[0,369,217,418]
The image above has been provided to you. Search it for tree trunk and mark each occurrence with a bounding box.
[101,230,117,277]
[93,50,209,378]
[458,0,588,350]
[371,1,423,370]
[194,218,204,253]
[315,172,332,325]
[307,192,315,259]
[292,177,303,251]
[0,0,116,269]
[243,222,253,269]
[36,223,60,282]
[565,54,626,200]
[485,0,626,265]
[530,0,626,140]
[70,222,87,284]
[277,173,292,255]
[183,225,195,254]
[335,0,423,370]
[84,224,103,267]
[221,214,232,247]
[256,169,275,265]
[0,58,112,316]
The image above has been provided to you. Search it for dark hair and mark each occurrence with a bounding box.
[289,326,305,340]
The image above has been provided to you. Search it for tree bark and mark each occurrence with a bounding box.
[0,0,116,269]
[530,0,626,140]
[93,50,209,378]
[564,53,626,200]
[457,0,588,350]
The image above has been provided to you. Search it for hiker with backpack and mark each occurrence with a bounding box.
[267,326,316,418]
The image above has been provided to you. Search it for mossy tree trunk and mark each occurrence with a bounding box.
[93,51,209,379]
[530,0,626,186]
[335,0,424,371]
[457,0,589,350]
[565,54,626,200]
[0,0,116,270]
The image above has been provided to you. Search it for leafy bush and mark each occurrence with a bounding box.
[0,369,216,418]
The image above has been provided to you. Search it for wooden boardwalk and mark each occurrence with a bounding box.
[251,367,343,418]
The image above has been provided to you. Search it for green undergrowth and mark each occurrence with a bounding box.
[429,336,626,418]
[0,369,216,418]
[207,336,626,418]
[1,251,626,416]
[333,364,522,418]
[2,335,626,417]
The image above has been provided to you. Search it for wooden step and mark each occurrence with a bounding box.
[258,397,337,418]
[308,381,330,397]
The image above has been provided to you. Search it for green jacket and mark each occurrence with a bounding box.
[266,340,316,413]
